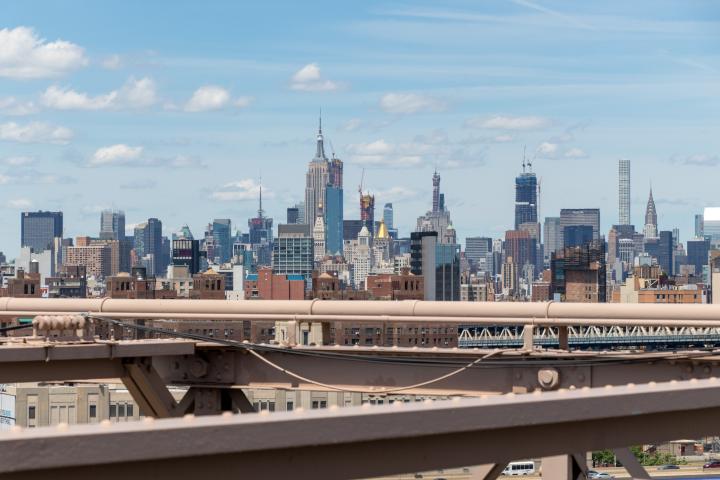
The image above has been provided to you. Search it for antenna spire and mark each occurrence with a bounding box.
[258,175,264,218]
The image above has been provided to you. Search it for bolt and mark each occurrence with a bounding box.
[537,368,560,390]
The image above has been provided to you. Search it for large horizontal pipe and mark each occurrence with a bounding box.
[6,311,720,329]
[0,298,719,327]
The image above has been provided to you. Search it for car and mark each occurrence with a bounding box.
[587,472,614,479]
[704,460,720,469]
[657,464,680,470]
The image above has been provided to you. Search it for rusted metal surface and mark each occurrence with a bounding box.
[2,378,720,480]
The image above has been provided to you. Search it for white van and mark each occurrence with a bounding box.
[502,461,536,476]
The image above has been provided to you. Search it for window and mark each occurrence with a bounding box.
[109,404,117,417]
[89,405,97,418]
[127,404,134,417]
[286,401,294,411]
[28,406,36,420]
[312,401,319,409]
[118,404,126,417]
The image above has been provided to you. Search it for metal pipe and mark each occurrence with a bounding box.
[4,311,720,328]
[0,299,719,326]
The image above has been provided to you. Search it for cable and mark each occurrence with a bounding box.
[87,313,720,371]
[244,346,507,394]
[0,323,33,334]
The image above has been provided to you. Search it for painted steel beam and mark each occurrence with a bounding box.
[0,340,195,383]
[2,378,720,480]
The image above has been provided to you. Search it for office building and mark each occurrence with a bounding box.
[543,217,562,264]
[360,192,375,238]
[465,237,493,274]
[695,213,704,239]
[435,243,461,301]
[343,220,364,244]
[504,230,536,271]
[551,241,606,303]
[304,117,330,225]
[514,162,538,230]
[133,218,163,276]
[643,189,658,239]
[618,159,631,225]
[687,238,710,276]
[212,219,232,264]
[657,230,673,275]
[286,207,299,225]
[704,207,720,245]
[21,211,63,253]
[416,170,455,244]
[563,225,594,248]
[383,203,394,230]
[172,239,201,275]
[325,184,343,255]
[273,224,313,287]
[410,231,437,301]
[559,209,600,246]
[99,210,125,241]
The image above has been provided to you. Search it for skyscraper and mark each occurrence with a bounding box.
[559,209,600,246]
[417,170,455,244]
[212,219,232,263]
[514,161,538,230]
[465,237,493,275]
[21,211,63,253]
[360,192,375,238]
[304,116,330,225]
[643,188,658,239]
[133,218,163,275]
[618,159,631,225]
[325,184,343,255]
[383,203,394,230]
[248,183,273,266]
[695,213,705,238]
[543,217,562,264]
[100,210,125,240]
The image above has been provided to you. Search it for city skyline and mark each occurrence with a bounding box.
[1,1,719,256]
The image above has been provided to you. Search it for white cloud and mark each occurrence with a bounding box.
[379,93,446,114]
[0,121,72,144]
[212,179,270,201]
[42,85,116,110]
[290,63,340,92]
[0,97,39,116]
[375,186,419,202]
[342,118,363,132]
[0,27,87,78]
[346,139,428,168]
[466,115,551,130]
[494,134,513,143]
[101,54,121,70]
[7,198,32,209]
[564,147,587,158]
[120,77,157,108]
[41,77,157,110]
[90,144,144,166]
[536,142,558,157]
[681,153,719,166]
[3,156,34,166]
[184,85,230,112]
[234,96,253,108]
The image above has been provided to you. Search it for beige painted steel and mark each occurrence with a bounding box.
[2,378,720,480]
[1,298,720,327]
[3,340,720,396]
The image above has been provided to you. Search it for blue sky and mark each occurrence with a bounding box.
[0,0,718,258]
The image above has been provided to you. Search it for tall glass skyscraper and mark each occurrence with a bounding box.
[212,219,232,263]
[21,211,63,253]
[383,203,394,230]
[100,209,125,240]
[618,159,631,225]
[514,171,537,230]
